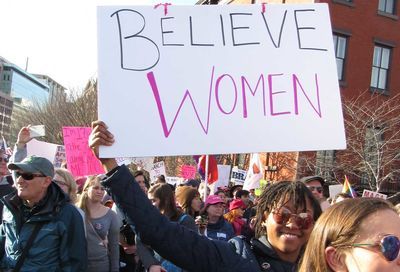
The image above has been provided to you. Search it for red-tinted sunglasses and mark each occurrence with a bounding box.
[272,207,313,230]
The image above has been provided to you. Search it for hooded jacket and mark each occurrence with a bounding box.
[102,165,298,272]
[0,183,87,271]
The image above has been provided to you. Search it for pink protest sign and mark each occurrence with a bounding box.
[180,165,197,179]
[62,127,105,176]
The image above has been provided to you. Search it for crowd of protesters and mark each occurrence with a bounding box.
[0,122,398,271]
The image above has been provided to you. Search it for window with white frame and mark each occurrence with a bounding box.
[378,0,396,14]
[370,45,391,90]
[333,34,348,81]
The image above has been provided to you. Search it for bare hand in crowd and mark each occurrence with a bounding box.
[89,120,117,171]
[149,265,167,272]
[195,216,208,235]
[17,125,32,147]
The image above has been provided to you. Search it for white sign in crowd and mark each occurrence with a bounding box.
[97,3,346,158]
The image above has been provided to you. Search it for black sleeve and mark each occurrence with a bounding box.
[101,165,260,272]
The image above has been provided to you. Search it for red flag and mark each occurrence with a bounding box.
[198,155,218,184]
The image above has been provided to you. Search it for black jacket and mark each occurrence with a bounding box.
[102,165,296,272]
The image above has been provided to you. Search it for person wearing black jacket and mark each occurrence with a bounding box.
[89,121,322,272]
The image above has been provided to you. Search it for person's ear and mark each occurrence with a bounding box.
[325,246,347,272]
[44,176,52,187]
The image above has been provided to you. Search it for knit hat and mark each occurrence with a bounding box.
[229,199,246,211]
[175,186,199,209]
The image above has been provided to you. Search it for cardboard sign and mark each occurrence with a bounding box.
[97,4,346,157]
[362,189,387,199]
[150,161,166,182]
[62,127,105,177]
[231,168,247,185]
[180,165,197,179]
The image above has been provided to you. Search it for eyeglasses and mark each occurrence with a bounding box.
[351,235,400,262]
[307,186,323,194]
[272,207,313,230]
[15,172,46,180]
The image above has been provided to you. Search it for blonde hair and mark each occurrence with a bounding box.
[55,168,78,203]
[224,209,242,223]
[299,198,395,272]
[76,176,102,219]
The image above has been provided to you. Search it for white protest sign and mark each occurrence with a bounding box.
[166,176,183,186]
[328,184,343,198]
[27,139,60,164]
[231,167,247,185]
[150,161,167,182]
[362,189,387,199]
[98,4,345,157]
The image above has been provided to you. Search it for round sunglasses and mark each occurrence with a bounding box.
[351,235,400,262]
[272,207,313,230]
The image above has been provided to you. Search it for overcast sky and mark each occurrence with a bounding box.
[0,0,197,91]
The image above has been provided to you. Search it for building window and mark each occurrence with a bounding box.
[370,45,391,91]
[333,34,348,81]
[378,0,396,14]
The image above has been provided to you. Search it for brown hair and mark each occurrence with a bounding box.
[175,186,200,218]
[55,168,78,203]
[148,183,182,221]
[76,176,102,219]
[299,198,395,272]
[224,209,242,223]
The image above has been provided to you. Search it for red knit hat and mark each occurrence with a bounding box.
[229,199,246,211]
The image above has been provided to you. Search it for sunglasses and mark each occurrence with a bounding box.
[307,186,323,194]
[272,207,313,230]
[15,172,46,180]
[352,235,400,262]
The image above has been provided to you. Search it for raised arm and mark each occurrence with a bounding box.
[89,121,260,272]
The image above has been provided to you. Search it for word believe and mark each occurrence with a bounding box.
[111,8,327,71]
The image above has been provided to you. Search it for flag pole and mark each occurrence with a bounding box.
[204,155,209,202]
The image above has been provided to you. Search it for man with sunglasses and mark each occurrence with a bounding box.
[300,175,330,210]
[0,155,87,271]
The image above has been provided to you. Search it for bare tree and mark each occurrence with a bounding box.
[299,91,400,192]
[10,80,98,145]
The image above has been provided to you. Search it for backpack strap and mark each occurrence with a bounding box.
[13,222,45,272]
[178,214,188,224]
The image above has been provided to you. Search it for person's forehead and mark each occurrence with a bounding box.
[135,175,145,182]
[277,196,313,213]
